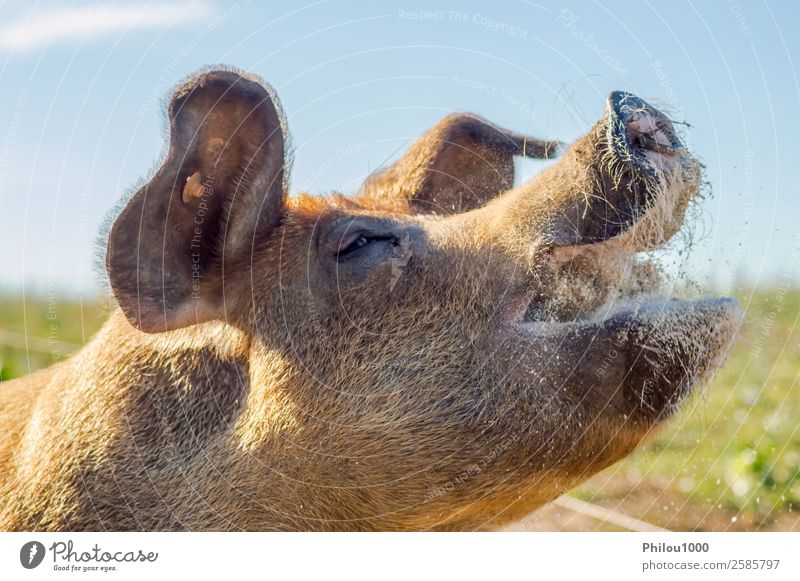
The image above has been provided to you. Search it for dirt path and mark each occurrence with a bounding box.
[507,487,800,532]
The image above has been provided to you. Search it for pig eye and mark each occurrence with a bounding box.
[335,232,396,260]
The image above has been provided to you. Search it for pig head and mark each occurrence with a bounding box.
[0,68,740,531]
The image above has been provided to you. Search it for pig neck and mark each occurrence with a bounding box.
[0,309,334,530]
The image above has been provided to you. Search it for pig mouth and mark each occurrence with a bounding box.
[519,92,706,328]
[510,240,740,420]
[508,249,741,419]
[504,92,740,418]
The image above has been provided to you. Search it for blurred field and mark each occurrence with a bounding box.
[0,295,107,381]
[1,288,799,531]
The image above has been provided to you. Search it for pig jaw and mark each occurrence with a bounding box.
[510,297,742,422]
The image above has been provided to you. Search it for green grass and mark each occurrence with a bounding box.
[0,295,107,380]
[1,288,799,529]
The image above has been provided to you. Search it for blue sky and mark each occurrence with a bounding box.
[0,0,798,298]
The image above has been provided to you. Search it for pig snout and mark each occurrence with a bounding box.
[606,91,684,174]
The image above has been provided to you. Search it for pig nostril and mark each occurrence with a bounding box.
[630,133,646,149]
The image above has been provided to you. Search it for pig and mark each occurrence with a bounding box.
[0,67,740,531]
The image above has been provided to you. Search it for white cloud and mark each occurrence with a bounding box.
[0,2,213,50]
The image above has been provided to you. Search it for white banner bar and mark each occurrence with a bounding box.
[1,532,797,580]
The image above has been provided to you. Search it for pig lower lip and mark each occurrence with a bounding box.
[516,295,741,414]
[510,295,741,421]
[517,295,742,336]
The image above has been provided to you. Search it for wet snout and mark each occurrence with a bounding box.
[479,88,701,259]
[606,91,683,173]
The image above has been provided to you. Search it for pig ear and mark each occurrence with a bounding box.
[358,113,559,214]
[106,68,288,333]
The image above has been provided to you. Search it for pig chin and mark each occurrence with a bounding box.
[513,296,741,421]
